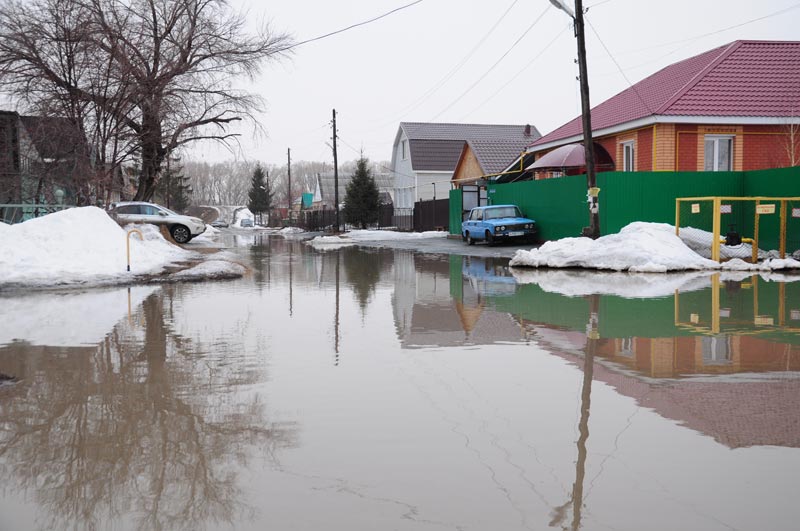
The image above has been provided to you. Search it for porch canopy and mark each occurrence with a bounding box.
[526,142,614,171]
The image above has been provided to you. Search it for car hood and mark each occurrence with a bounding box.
[485,216,535,225]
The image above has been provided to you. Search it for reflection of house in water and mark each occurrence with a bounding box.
[391,252,526,348]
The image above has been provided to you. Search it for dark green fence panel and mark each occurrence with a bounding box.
[743,167,800,253]
[598,171,742,235]
[449,188,463,236]
[487,176,588,240]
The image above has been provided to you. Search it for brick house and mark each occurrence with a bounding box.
[526,40,800,178]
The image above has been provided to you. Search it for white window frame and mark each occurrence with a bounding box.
[621,140,635,172]
[704,135,734,172]
[401,140,407,160]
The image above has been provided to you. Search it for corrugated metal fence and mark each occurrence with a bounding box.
[451,167,800,248]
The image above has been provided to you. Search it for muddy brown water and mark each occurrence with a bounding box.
[1,234,799,530]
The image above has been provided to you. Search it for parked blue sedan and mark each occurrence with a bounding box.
[461,205,537,246]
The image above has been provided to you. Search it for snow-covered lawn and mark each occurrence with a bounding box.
[0,207,245,288]
[510,222,800,273]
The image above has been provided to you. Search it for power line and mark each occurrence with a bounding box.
[429,3,551,121]
[281,0,425,52]
[459,26,568,121]
[586,18,653,114]
[367,0,521,128]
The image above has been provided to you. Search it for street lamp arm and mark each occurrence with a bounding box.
[549,0,575,18]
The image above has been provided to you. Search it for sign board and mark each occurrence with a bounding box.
[756,204,776,215]
[719,308,731,318]
[720,204,732,214]
[791,310,800,321]
[691,203,700,214]
[792,208,800,219]
[690,313,700,324]
[754,316,774,326]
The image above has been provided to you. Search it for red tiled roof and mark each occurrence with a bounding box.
[531,40,800,149]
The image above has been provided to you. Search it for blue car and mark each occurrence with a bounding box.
[461,205,537,246]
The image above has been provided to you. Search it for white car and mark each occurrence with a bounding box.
[108,201,206,243]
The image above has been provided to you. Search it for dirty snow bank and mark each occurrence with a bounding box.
[510,222,800,272]
[0,207,243,288]
[166,259,246,281]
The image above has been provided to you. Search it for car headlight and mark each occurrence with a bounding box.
[499,225,506,231]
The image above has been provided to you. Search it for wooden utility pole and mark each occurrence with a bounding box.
[574,0,599,239]
[287,148,292,222]
[332,109,340,233]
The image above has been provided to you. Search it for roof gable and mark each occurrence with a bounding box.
[400,122,541,172]
[532,40,800,149]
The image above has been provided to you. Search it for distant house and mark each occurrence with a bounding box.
[390,122,540,214]
[527,40,800,178]
[1,110,90,221]
[306,170,393,211]
[450,129,541,188]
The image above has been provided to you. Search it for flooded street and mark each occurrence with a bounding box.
[1,235,799,530]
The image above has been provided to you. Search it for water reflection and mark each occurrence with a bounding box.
[0,286,297,530]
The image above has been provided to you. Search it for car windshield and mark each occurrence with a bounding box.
[158,206,178,216]
[484,206,521,220]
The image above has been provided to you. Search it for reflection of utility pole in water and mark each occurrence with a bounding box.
[288,241,293,317]
[334,250,341,365]
[551,294,597,531]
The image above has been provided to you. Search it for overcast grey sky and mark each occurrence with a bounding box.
[192,0,800,166]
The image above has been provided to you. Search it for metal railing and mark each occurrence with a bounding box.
[0,203,72,224]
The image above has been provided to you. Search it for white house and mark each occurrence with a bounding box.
[390,122,540,216]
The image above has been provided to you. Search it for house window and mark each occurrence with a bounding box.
[401,140,407,160]
[622,141,635,172]
[704,135,733,171]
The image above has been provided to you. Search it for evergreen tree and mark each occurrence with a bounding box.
[155,159,192,212]
[247,164,272,224]
[343,157,380,229]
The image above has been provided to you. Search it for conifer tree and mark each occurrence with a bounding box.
[247,164,272,224]
[343,157,379,229]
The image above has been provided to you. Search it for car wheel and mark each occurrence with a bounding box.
[466,232,475,245]
[170,225,191,244]
[485,230,495,246]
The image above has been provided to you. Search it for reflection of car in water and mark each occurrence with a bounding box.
[462,256,518,296]
[461,204,537,245]
[210,220,229,228]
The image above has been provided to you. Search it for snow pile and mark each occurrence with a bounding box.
[306,229,447,249]
[0,207,196,287]
[233,207,254,228]
[167,260,246,281]
[279,226,305,235]
[510,222,800,272]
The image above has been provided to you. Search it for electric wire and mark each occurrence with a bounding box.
[458,26,569,121]
[586,18,654,114]
[428,4,552,121]
[368,0,521,127]
[278,0,425,52]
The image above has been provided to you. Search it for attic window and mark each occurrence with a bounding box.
[401,140,407,160]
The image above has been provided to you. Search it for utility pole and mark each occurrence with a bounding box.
[551,0,599,239]
[332,108,340,233]
[287,148,292,223]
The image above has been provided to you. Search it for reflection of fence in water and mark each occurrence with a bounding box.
[674,274,800,336]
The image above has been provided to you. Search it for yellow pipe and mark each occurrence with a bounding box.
[712,198,721,262]
[780,199,787,259]
[126,229,144,272]
[753,200,761,264]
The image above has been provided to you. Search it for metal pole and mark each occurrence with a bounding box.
[287,148,292,224]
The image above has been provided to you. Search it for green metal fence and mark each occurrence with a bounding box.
[450,167,800,241]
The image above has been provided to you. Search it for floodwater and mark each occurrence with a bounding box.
[1,234,799,531]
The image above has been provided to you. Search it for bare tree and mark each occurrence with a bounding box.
[0,0,292,201]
